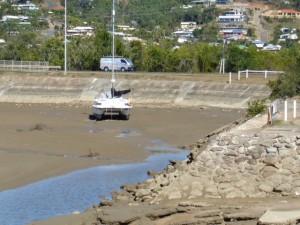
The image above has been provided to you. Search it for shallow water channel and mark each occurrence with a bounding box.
[0,150,188,225]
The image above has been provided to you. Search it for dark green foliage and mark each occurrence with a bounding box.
[247,99,266,117]
[268,44,300,99]
[0,32,42,61]
[226,45,250,72]
[194,23,218,42]
[128,41,144,71]
[66,0,218,33]
[269,72,300,99]
[41,37,64,66]
[285,0,300,10]
[143,45,166,72]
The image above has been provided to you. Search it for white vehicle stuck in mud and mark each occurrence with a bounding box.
[91,88,132,120]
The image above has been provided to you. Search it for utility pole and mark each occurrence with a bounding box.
[111,0,116,97]
[222,39,225,74]
[64,0,67,75]
[219,39,226,74]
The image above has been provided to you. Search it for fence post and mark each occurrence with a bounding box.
[284,100,288,121]
[272,100,277,114]
[229,72,232,84]
[238,71,240,80]
[267,106,272,125]
[246,69,249,79]
[294,100,297,119]
[264,70,268,79]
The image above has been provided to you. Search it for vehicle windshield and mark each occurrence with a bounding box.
[126,59,133,65]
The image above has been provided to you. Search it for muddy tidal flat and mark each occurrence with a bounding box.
[0,103,243,191]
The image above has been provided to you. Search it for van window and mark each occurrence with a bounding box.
[121,59,127,64]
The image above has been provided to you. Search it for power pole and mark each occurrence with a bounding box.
[111,0,116,96]
[219,39,226,74]
[64,0,67,75]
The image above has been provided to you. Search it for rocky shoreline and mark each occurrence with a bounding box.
[90,115,300,225]
[31,114,300,225]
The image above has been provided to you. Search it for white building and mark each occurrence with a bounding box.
[218,9,245,23]
[219,28,247,40]
[279,33,298,40]
[117,25,135,31]
[278,27,298,42]
[180,22,198,31]
[122,36,143,42]
[262,44,282,51]
[1,15,29,22]
[191,0,216,7]
[12,2,39,11]
[180,5,193,9]
[172,30,194,43]
[173,30,194,38]
[252,39,265,48]
[67,26,94,37]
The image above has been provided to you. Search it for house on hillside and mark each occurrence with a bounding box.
[180,4,193,9]
[218,8,245,23]
[263,9,300,19]
[172,30,194,43]
[216,0,231,5]
[278,27,298,42]
[219,28,247,40]
[122,36,144,43]
[278,9,300,18]
[117,25,135,31]
[0,15,29,22]
[173,21,200,44]
[191,0,216,7]
[12,1,39,11]
[46,0,64,11]
[67,26,94,37]
[180,22,198,30]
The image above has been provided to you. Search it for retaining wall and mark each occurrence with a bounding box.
[0,75,271,108]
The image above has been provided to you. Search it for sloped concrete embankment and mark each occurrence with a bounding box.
[0,75,270,108]
[112,115,300,202]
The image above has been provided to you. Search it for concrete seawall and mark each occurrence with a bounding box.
[0,75,270,108]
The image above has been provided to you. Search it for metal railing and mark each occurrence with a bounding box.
[238,69,284,80]
[0,60,61,72]
[268,99,299,123]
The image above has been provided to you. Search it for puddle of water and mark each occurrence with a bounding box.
[145,139,183,153]
[0,151,187,225]
[116,128,141,138]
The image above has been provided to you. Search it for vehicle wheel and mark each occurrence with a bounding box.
[89,114,96,120]
[96,114,103,121]
[104,67,109,72]
[121,67,125,72]
[122,114,129,120]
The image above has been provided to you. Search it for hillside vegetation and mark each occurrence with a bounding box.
[68,0,217,32]
[0,0,299,85]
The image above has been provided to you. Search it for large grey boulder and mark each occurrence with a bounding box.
[258,208,300,225]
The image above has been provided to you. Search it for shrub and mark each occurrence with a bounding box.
[247,99,266,117]
[269,72,300,99]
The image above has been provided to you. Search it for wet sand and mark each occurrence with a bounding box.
[0,103,243,191]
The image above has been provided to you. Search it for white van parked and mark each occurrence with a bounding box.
[100,56,134,72]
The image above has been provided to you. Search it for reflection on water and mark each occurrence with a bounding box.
[145,139,183,153]
[0,152,187,225]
